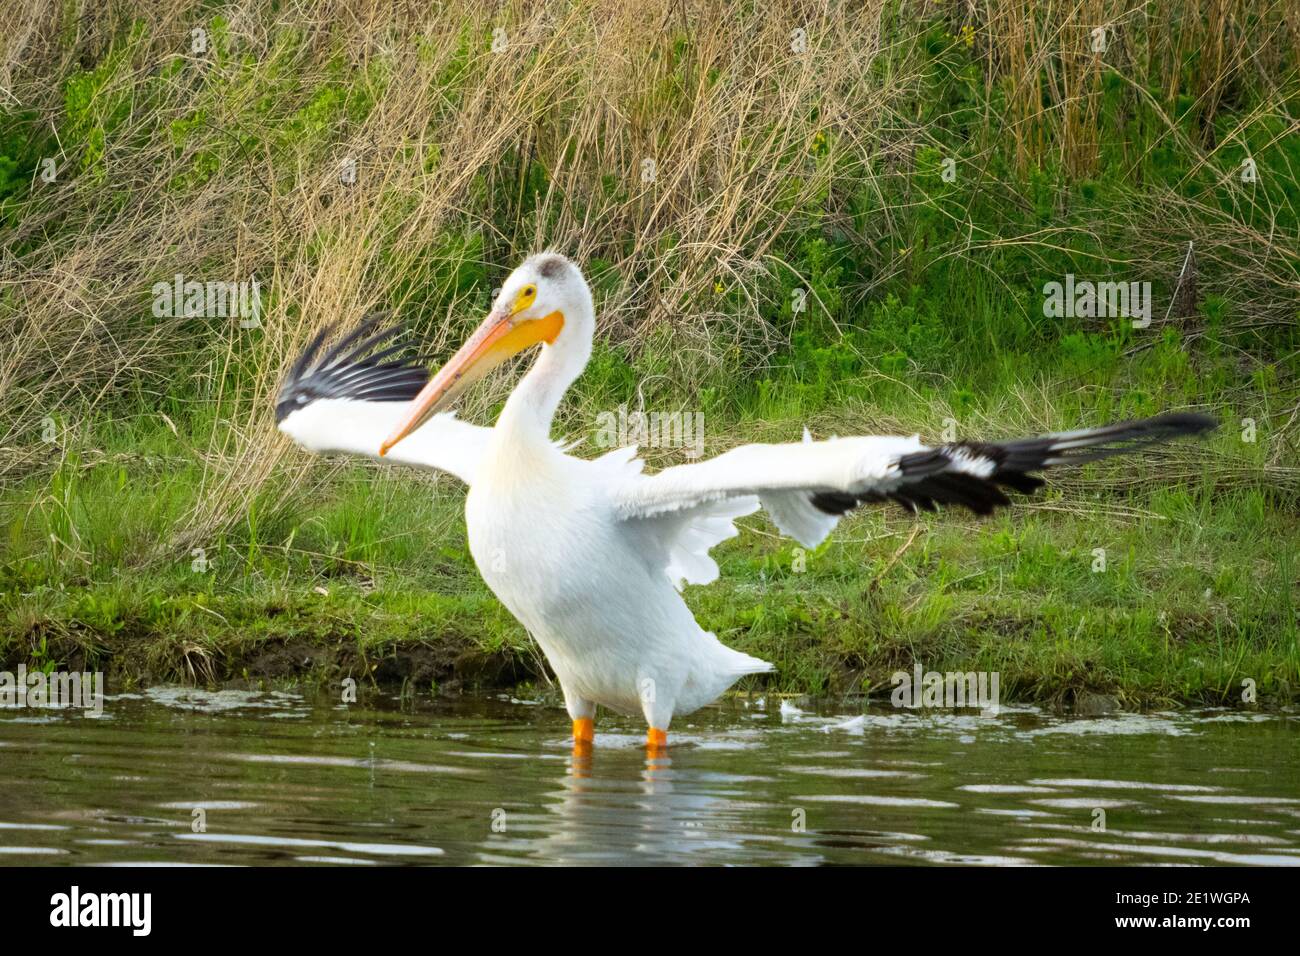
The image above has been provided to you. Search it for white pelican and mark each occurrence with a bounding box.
[276,253,1214,753]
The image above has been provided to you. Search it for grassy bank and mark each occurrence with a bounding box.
[1,1,1297,706]
[4,453,1296,708]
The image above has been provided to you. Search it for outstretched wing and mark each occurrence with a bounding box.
[612,413,1216,551]
[275,316,492,484]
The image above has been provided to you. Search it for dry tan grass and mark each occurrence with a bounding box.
[0,0,908,541]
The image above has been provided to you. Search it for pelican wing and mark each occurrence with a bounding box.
[612,413,1216,553]
[275,317,491,484]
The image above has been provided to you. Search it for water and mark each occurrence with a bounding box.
[1,688,1297,865]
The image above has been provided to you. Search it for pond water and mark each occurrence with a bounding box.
[1,689,1297,866]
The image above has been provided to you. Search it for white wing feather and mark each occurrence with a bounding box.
[590,445,758,589]
[612,433,925,550]
[612,413,1216,558]
[278,399,490,484]
[274,319,494,484]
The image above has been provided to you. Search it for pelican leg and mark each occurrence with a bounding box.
[638,677,674,756]
[572,717,594,756]
[564,686,596,756]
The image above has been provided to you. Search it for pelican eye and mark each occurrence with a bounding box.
[513,284,537,314]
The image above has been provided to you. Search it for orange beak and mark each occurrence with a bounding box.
[379,308,563,455]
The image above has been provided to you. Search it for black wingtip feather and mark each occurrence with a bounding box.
[809,411,1214,519]
[1138,411,1218,436]
[276,318,428,423]
[809,490,858,515]
[287,323,332,386]
[318,312,388,369]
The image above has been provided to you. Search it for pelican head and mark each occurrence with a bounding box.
[380,252,592,455]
